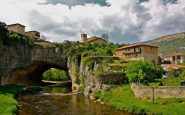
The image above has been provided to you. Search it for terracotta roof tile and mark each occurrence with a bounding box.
[162,64,185,70]
[116,44,158,51]
[165,52,184,57]
[86,36,107,43]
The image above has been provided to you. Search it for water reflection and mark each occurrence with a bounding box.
[18,86,129,115]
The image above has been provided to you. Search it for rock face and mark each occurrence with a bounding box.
[67,56,81,92]
[80,57,127,100]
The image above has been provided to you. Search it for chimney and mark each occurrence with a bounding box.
[81,33,87,42]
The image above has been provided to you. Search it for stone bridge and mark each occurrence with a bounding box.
[0,42,75,86]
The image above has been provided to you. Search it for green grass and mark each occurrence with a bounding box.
[149,77,185,86]
[0,85,23,115]
[95,84,185,115]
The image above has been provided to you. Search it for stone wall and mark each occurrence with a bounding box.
[131,83,185,99]
[0,41,68,85]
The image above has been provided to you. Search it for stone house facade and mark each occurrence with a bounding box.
[163,52,185,64]
[115,44,158,63]
[7,23,25,35]
[7,23,40,39]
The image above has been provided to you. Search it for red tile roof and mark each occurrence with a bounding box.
[116,44,158,51]
[7,23,25,27]
[86,36,107,43]
[162,64,185,70]
[165,52,184,57]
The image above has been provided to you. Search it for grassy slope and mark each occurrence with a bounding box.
[0,85,23,115]
[95,84,185,115]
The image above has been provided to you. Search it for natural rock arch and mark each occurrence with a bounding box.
[1,61,70,85]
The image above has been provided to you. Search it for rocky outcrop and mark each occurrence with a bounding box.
[67,55,81,92]
[80,57,127,100]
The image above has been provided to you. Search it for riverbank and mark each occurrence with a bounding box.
[95,84,185,115]
[0,85,23,115]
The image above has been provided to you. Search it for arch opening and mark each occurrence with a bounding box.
[41,68,72,86]
[2,61,72,87]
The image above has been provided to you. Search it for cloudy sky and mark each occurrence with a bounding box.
[0,0,185,43]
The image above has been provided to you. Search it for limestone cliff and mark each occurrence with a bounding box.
[79,56,127,100]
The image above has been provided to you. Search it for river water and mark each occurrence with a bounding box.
[17,86,129,115]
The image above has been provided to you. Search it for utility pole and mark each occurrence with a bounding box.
[152,87,155,104]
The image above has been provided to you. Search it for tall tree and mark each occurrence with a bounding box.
[0,21,8,45]
[101,33,109,41]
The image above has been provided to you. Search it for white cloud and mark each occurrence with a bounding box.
[0,0,184,43]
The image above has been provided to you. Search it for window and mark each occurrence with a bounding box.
[172,56,175,60]
[177,56,181,60]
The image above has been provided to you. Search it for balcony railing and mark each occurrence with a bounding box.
[123,48,141,54]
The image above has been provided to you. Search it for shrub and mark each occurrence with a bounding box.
[126,61,153,82]
[167,68,181,77]
[180,69,185,78]
[126,61,164,83]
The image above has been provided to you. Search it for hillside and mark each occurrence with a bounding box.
[142,32,185,54]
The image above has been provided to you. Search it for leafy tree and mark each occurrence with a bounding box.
[0,21,8,45]
[180,69,185,78]
[138,69,145,80]
[151,61,163,79]
[126,61,153,82]
[126,61,164,83]
[101,33,109,41]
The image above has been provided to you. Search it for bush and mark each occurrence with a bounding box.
[167,68,181,77]
[42,68,68,81]
[180,69,185,78]
[126,60,163,82]
[126,61,153,82]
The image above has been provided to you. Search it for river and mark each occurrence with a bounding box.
[17,86,129,115]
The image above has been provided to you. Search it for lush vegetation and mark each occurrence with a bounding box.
[0,21,35,46]
[126,61,163,83]
[149,68,185,86]
[7,32,35,46]
[0,85,23,115]
[61,40,117,57]
[42,68,68,81]
[95,84,185,115]
[82,56,119,67]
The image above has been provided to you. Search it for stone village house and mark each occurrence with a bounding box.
[115,44,158,63]
[162,52,185,64]
[7,23,40,40]
[161,64,185,78]
[81,33,108,45]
